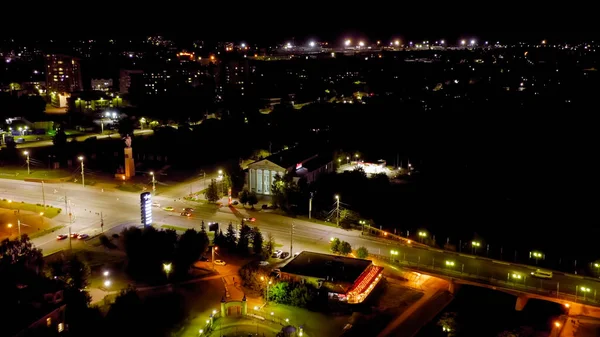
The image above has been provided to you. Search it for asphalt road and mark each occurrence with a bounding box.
[2,177,600,304]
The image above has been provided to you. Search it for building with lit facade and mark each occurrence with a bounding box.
[279,251,384,304]
[45,54,82,94]
[244,147,333,195]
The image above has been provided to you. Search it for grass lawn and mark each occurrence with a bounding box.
[160,224,189,232]
[0,167,72,181]
[0,199,62,218]
[293,215,339,228]
[117,184,144,193]
[30,225,65,239]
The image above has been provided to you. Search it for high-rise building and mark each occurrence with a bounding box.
[119,69,143,94]
[45,54,82,93]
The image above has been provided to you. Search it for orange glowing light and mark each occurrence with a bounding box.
[554,321,561,328]
[210,55,215,61]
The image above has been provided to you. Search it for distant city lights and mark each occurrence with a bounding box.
[309,41,316,47]
[344,39,351,46]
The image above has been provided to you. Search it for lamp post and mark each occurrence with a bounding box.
[211,246,218,270]
[390,249,399,262]
[335,195,340,227]
[530,251,544,265]
[78,156,85,187]
[163,262,172,280]
[23,151,30,175]
[360,220,367,234]
[472,241,481,254]
[39,212,44,227]
[261,276,272,305]
[418,231,427,243]
[150,171,156,194]
[218,170,224,196]
[7,223,12,236]
[594,263,600,277]
[580,286,591,301]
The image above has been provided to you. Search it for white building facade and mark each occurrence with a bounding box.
[246,160,286,195]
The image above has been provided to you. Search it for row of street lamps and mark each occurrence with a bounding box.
[22,151,86,188]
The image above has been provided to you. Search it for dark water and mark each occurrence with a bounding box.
[417,286,566,337]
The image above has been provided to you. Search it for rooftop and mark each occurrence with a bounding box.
[258,146,318,170]
[280,251,372,285]
[295,154,332,173]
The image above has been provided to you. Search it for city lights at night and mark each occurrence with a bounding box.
[0,21,598,337]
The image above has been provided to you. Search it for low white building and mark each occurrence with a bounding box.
[245,148,333,195]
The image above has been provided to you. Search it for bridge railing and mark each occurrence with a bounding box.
[371,253,600,306]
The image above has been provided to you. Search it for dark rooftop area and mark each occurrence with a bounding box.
[280,251,372,284]
[263,146,318,170]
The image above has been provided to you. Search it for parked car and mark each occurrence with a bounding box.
[163,206,174,211]
[77,234,89,240]
[183,207,194,212]
[272,250,283,258]
[232,200,239,205]
[214,260,226,266]
[152,202,161,207]
[243,217,256,222]
[259,261,269,266]
[280,252,290,259]
[56,234,68,240]
[70,233,79,238]
[180,211,192,217]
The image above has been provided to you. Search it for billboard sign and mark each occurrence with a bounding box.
[140,192,152,226]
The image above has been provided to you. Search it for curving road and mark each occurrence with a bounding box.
[2,177,600,305]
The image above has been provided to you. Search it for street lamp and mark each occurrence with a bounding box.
[104,279,111,288]
[163,262,172,280]
[508,272,524,284]
[150,171,156,194]
[390,250,399,262]
[579,286,591,300]
[418,231,427,243]
[335,195,340,227]
[78,156,85,187]
[594,263,600,276]
[261,276,272,304]
[346,156,350,164]
[23,151,30,175]
[7,223,12,236]
[529,251,544,265]
[471,241,481,254]
[445,260,455,268]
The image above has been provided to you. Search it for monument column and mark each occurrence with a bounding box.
[124,135,135,179]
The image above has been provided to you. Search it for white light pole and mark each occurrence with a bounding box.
[150,171,156,194]
[24,151,30,175]
[335,195,340,227]
[78,156,85,187]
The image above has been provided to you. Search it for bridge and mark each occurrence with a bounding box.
[372,251,600,316]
